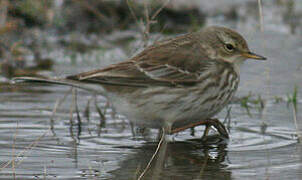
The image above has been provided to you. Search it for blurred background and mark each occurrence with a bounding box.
[0,0,301,179]
[0,0,301,79]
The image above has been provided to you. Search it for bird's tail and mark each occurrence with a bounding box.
[12,76,103,94]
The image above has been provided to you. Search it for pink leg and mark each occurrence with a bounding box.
[171,118,229,140]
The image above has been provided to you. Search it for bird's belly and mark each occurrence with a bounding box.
[107,69,239,129]
[108,84,237,129]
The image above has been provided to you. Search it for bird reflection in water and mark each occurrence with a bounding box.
[112,136,231,180]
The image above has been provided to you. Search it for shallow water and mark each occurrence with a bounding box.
[0,82,301,180]
[1,1,302,179]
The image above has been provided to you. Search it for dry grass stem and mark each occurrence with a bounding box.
[127,0,169,47]
[94,96,106,127]
[56,88,73,109]
[223,106,232,131]
[50,88,72,137]
[72,0,108,22]
[50,99,60,138]
[84,98,91,122]
[69,88,76,126]
[151,0,170,20]
[138,127,166,180]
[43,164,47,180]
[74,89,82,137]
[126,0,142,33]
[0,128,50,171]
[12,121,18,179]
[143,1,150,45]
[0,87,71,171]
[51,99,60,122]
[50,87,72,123]
[258,0,264,31]
[69,88,79,140]
[0,93,67,171]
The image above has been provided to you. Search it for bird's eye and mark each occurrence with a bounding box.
[224,43,235,52]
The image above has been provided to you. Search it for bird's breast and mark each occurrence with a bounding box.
[168,65,239,127]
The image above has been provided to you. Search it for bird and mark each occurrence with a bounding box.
[13,26,266,140]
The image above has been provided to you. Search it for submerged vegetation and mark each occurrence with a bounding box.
[287,85,298,109]
[232,92,266,116]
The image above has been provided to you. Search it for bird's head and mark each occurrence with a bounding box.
[201,26,266,65]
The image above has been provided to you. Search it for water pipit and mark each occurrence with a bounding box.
[14,26,266,140]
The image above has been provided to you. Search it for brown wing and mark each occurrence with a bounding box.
[67,34,213,87]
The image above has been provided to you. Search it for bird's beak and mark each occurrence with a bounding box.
[241,51,266,60]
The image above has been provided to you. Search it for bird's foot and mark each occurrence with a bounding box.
[201,118,229,141]
[170,118,229,141]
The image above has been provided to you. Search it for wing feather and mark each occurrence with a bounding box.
[67,34,213,87]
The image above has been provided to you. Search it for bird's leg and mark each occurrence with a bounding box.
[171,118,229,140]
[202,124,211,138]
[171,121,207,134]
[164,122,173,135]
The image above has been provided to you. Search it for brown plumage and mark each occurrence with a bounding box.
[13,26,266,139]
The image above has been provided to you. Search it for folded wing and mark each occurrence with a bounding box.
[67,34,212,87]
